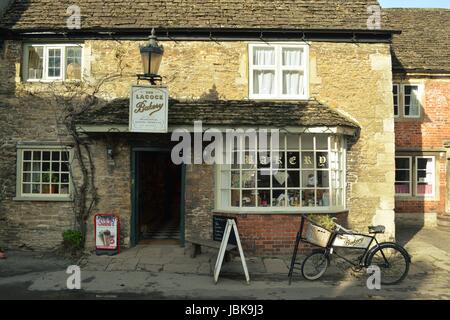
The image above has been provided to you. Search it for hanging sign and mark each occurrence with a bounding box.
[129,85,169,133]
[214,219,250,284]
[94,214,120,254]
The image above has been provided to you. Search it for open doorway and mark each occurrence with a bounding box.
[135,151,182,244]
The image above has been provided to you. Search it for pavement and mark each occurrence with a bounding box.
[1,226,450,300]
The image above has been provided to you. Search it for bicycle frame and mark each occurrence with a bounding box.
[326,231,380,268]
[297,215,387,268]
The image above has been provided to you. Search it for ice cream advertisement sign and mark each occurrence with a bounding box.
[95,214,120,252]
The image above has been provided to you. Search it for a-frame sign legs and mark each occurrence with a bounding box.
[214,219,250,284]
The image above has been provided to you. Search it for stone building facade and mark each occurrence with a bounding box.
[2,1,443,255]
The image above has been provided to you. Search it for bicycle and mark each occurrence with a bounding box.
[291,215,411,285]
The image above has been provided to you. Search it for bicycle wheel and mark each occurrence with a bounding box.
[301,251,329,281]
[367,243,410,285]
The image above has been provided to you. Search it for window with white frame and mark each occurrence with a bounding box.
[217,134,346,211]
[416,156,435,197]
[17,148,72,198]
[395,155,436,197]
[23,44,83,81]
[395,157,411,196]
[392,84,423,118]
[249,44,308,99]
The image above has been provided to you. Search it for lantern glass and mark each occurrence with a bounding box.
[140,47,163,76]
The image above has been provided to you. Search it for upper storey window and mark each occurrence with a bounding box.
[249,43,309,100]
[23,44,83,81]
[392,84,424,119]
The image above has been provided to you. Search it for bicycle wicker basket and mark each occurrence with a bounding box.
[304,221,332,248]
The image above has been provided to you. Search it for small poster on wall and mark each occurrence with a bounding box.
[95,214,120,255]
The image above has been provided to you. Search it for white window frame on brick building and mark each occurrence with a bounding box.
[14,145,73,201]
[22,43,84,82]
[395,155,436,198]
[216,133,346,213]
[392,83,424,119]
[249,43,309,100]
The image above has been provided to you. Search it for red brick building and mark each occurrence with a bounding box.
[385,9,450,229]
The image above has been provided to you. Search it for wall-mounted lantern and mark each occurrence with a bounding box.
[138,28,164,85]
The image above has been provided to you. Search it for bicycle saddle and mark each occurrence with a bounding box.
[368,225,385,234]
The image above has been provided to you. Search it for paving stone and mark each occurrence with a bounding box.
[163,263,201,274]
[197,262,212,275]
[136,263,163,273]
[263,258,288,274]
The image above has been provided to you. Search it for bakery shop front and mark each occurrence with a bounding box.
[75,98,359,255]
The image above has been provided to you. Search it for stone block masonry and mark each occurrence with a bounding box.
[0,39,396,254]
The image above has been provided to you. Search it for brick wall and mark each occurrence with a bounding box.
[394,77,450,221]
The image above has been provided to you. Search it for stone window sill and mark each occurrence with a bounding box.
[13,196,73,202]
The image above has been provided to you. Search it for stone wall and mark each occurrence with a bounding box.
[0,39,396,252]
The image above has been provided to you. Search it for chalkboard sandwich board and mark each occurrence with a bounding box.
[213,215,237,245]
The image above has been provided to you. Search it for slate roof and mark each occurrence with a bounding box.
[74,99,360,129]
[383,8,450,73]
[1,0,382,31]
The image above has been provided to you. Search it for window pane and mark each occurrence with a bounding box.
[52,151,60,161]
[257,170,270,188]
[317,171,329,188]
[282,48,302,66]
[32,184,40,194]
[24,151,32,160]
[61,162,70,172]
[257,153,271,168]
[253,70,275,95]
[27,46,43,79]
[395,170,410,181]
[282,71,302,95]
[23,173,31,182]
[288,190,301,207]
[395,183,410,194]
[393,85,398,94]
[287,135,299,149]
[301,136,314,150]
[253,47,275,66]
[242,190,256,207]
[33,151,41,160]
[301,152,314,169]
[271,152,285,169]
[42,184,50,194]
[316,152,329,169]
[302,171,315,188]
[404,85,420,116]
[42,162,50,172]
[317,190,330,207]
[23,162,31,171]
[65,46,82,80]
[272,190,286,207]
[220,190,230,207]
[231,190,240,207]
[231,171,240,188]
[47,48,61,77]
[287,171,300,187]
[316,135,329,150]
[287,152,300,169]
[242,171,256,188]
[258,190,271,207]
[42,173,50,183]
[50,184,59,194]
[302,190,315,207]
[272,170,287,188]
[417,158,432,171]
[23,184,31,194]
[396,158,410,169]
